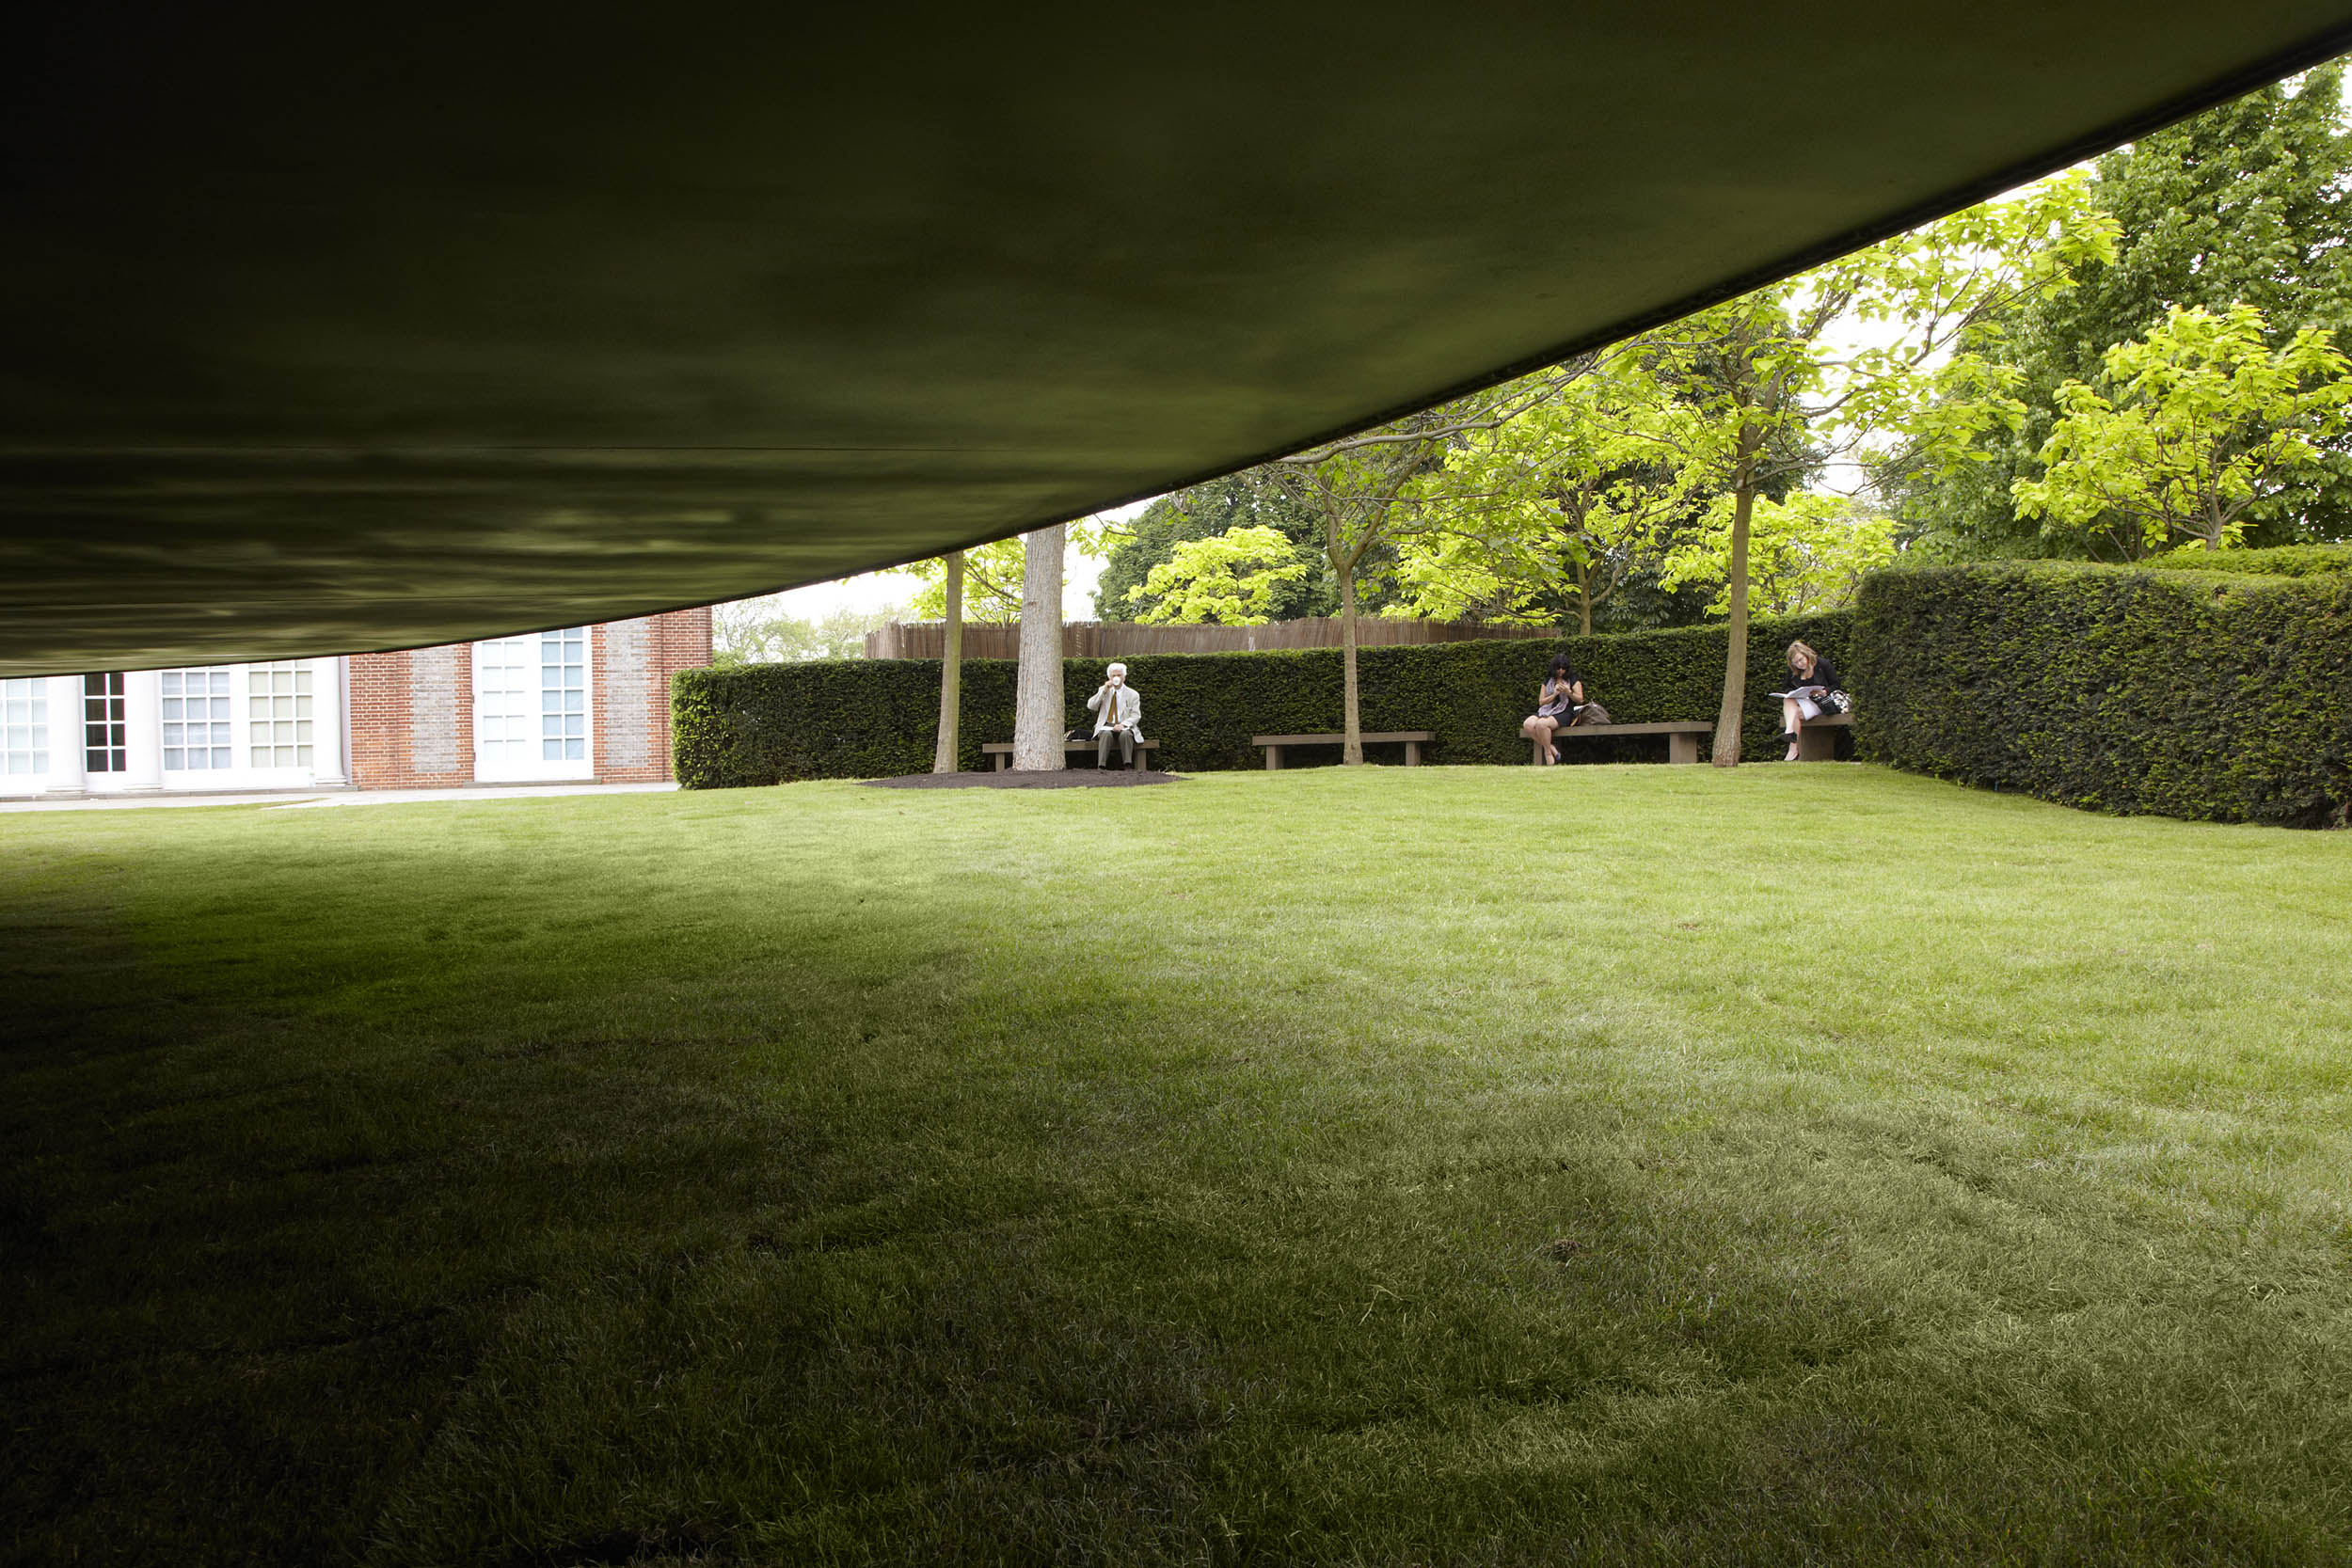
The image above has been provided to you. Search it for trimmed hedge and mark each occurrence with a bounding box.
[2137,544,2352,578]
[1851,562,2352,827]
[673,613,1855,786]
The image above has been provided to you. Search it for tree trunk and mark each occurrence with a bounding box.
[1012,526,1066,769]
[1712,467,1758,768]
[1338,563,1363,765]
[1577,560,1594,637]
[931,550,963,772]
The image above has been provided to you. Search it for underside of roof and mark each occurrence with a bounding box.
[7,3,2352,673]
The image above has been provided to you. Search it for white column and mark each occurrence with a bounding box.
[43,673,86,796]
[120,669,164,792]
[310,656,349,785]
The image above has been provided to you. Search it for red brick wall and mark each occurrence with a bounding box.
[346,644,473,789]
[650,607,712,783]
[348,609,709,789]
[346,650,411,788]
[591,607,713,784]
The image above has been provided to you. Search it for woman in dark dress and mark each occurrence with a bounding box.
[1780,640,1841,761]
[1520,655,1583,764]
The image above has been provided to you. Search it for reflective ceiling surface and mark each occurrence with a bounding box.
[7,4,2352,672]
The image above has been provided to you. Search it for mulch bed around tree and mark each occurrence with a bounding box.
[861,768,1186,790]
[861,770,1185,789]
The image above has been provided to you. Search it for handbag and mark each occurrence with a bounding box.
[1568,701,1611,727]
[1818,689,1851,716]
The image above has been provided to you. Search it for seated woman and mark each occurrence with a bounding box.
[1520,655,1583,764]
[1779,640,1842,761]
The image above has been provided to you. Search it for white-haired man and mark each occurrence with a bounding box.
[1086,663,1144,768]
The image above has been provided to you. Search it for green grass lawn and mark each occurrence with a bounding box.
[5,765,2350,1566]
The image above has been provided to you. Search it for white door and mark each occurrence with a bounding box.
[473,629,592,782]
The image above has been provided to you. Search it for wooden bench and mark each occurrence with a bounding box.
[1791,710,1852,762]
[1539,721,1713,765]
[980,738,1158,771]
[1252,730,1436,768]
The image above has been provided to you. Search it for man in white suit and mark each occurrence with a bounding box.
[1085,663,1143,768]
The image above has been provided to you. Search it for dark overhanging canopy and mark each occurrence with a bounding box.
[7,5,2352,675]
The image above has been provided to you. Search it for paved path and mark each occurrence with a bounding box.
[0,782,678,815]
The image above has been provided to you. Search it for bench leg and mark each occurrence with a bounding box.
[1669,732,1700,765]
[1796,725,1837,762]
[1264,745,1282,770]
[993,752,1009,772]
[1405,740,1421,767]
[1132,745,1147,772]
[1531,736,1547,766]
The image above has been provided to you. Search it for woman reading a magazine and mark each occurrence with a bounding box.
[1776,641,1843,761]
[1520,655,1585,765]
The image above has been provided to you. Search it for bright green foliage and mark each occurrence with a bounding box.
[1894,64,2352,555]
[2137,542,2352,576]
[896,537,1025,620]
[1392,363,1705,633]
[672,610,1855,784]
[1852,560,2352,825]
[1262,372,1592,761]
[2014,305,2352,553]
[894,522,1112,621]
[1660,492,1897,617]
[1642,172,2113,506]
[1631,173,2113,758]
[1834,174,2118,476]
[1095,473,1339,621]
[1126,525,1309,625]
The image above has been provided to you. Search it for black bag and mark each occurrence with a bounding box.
[1818,689,1851,716]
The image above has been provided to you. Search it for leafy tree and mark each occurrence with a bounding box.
[1126,526,1311,625]
[2013,304,2352,553]
[1657,492,1896,615]
[1262,367,1591,763]
[1896,62,2352,555]
[1094,471,1374,621]
[897,538,1024,621]
[1391,361,1704,634]
[1638,174,2112,762]
[711,596,909,664]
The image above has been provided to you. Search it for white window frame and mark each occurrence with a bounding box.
[160,667,237,774]
[242,660,318,776]
[472,630,594,783]
[2,677,48,782]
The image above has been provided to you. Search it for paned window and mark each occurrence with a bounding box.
[84,673,126,772]
[474,639,536,768]
[162,667,235,769]
[2,677,46,776]
[246,661,313,768]
[540,628,587,761]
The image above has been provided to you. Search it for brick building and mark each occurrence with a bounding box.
[2,609,710,797]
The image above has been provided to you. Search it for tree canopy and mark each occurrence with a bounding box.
[1126,526,1311,625]
[1094,476,1342,621]
[2013,304,2352,552]
[1892,62,2352,557]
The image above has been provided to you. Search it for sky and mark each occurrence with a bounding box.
[731,499,1146,625]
